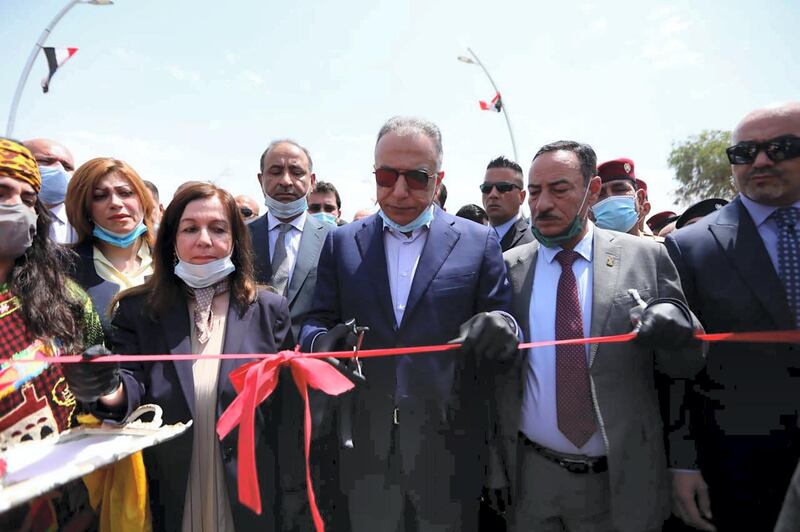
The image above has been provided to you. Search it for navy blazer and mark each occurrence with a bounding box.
[111,289,291,532]
[665,196,799,467]
[68,241,121,338]
[299,208,514,505]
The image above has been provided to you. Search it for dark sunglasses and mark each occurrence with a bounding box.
[308,203,337,213]
[480,181,521,194]
[374,167,435,191]
[239,207,254,218]
[726,135,800,165]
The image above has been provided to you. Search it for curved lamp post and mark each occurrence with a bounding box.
[6,0,113,137]
[458,47,519,164]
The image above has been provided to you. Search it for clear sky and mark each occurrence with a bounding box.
[2,0,798,220]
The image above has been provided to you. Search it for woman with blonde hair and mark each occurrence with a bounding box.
[65,157,156,336]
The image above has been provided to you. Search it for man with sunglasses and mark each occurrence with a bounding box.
[300,116,520,532]
[665,102,800,532]
[481,156,533,252]
[308,180,342,225]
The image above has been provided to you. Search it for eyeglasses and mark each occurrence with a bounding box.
[239,207,254,218]
[308,203,337,213]
[374,167,435,191]
[480,181,521,194]
[726,135,800,165]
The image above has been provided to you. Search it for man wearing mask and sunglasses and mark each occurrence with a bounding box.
[300,116,520,532]
[308,180,343,226]
[22,138,77,244]
[481,156,534,252]
[666,102,800,532]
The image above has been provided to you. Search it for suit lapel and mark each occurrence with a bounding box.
[159,298,196,418]
[709,198,792,329]
[217,299,257,395]
[589,229,621,366]
[286,215,325,306]
[355,216,396,327]
[249,215,272,284]
[400,211,460,329]
[510,243,538,343]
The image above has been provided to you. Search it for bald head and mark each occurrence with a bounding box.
[730,102,800,206]
[22,138,75,172]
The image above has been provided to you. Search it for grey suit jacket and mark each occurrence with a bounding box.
[494,227,705,532]
[249,213,332,345]
[499,216,534,252]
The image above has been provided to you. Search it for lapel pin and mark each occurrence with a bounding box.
[606,255,615,267]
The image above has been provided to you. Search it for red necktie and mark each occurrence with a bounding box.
[555,249,597,448]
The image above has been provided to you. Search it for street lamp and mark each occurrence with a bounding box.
[6,0,113,137]
[457,47,519,164]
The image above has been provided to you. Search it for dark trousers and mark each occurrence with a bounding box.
[699,431,800,531]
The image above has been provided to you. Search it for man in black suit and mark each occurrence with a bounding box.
[481,156,533,251]
[666,102,800,531]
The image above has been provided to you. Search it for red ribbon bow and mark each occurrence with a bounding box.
[216,350,355,532]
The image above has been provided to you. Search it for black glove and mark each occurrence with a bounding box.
[483,486,512,515]
[62,345,121,403]
[635,298,698,350]
[311,322,366,385]
[450,312,519,364]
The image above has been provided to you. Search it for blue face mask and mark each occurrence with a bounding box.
[93,220,147,248]
[378,204,435,233]
[311,212,337,226]
[591,195,639,233]
[38,165,70,206]
[264,193,308,219]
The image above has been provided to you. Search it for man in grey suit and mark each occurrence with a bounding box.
[492,140,706,532]
[248,139,337,530]
[481,156,534,252]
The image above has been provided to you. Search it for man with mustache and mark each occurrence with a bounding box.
[493,140,705,531]
[481,156,534,252]
[666,102,800,531]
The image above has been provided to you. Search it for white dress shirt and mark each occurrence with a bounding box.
[48,203,78,244]
[267,211,306,287]
[520,222,606,456]
[383,224,430,326]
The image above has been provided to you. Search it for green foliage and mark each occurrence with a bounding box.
[668,129,736,205]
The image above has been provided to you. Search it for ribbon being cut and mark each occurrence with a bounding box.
[1,328,799,532]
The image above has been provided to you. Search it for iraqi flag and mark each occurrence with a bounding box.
[479,91,502,112]
[41,47,78,93]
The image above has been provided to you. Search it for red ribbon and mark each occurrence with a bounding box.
[215,350,354,532]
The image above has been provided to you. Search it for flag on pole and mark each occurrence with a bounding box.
[479,91,502,112]
[41,47,78,93]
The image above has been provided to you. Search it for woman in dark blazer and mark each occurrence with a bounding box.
[64,157,157,337]
[109,183,292,531]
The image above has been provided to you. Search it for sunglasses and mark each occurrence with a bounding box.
[239,207,254,218]
[374,167,436,191]
[308,203,337,213]
[480,181,521,194]
[726,135,800,165]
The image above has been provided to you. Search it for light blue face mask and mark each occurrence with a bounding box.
[378,204,435,233]
[311,212,337,226]
[174,254,236,288]
[591,195,639,233]
[38,165,70,205]
[93,220,147,248]
[264,193,308,219]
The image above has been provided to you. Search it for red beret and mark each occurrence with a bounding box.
[647,210,677,233]
[598,157,636,184]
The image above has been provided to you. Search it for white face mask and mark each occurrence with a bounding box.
[264,193,308,219]
[174,254,236,288]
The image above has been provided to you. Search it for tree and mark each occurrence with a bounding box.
[668,129,737,205]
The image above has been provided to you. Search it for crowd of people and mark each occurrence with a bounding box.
[0,100,797,532]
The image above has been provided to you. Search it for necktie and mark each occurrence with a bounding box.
[555,249,597,448]
[191,281,229,344]
[270,223,292,296]
[773,207,800,328]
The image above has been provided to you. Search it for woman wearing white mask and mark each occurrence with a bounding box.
[64,158,157,337]
[109,183,292,531]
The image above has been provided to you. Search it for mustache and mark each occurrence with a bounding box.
[534,211,559,221]
[746,167,782,179]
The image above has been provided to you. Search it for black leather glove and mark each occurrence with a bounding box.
[311,322,366,385]
[483,486,512,515]
[450,312,519,364]
[62,344,121,403]
[635,298,698,350]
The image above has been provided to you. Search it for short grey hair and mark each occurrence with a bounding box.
[376,116,443,171]
[259,139,313,172]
